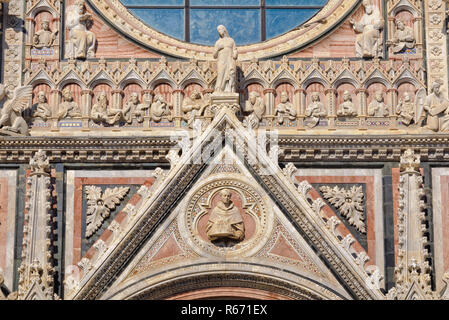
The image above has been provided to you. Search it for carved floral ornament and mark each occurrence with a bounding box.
[179,176,273,258]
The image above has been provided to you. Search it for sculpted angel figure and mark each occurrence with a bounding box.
[368,91,389,117]
[396,92,415,125]
[389,19,415,54]
[90,92,122,125]
[213,25,238,93]
[150,94,172,122]
[66,0,96,59]
[305,92,326,128]
[0,85,33,136]
[243,91,265,129]
[32,91,52,121]
[337,91,357,117]
[275,92,296,124]
[123,92,148,124]
[206,189,245,246]
[33,19,58,49]
[349,0,384,58]
[57,88,82,120]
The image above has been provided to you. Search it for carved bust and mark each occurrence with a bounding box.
[275,92,296,124]
[337,90,357,117]
[206,189,245,246]
[123,92,148,124]
[368,91,389,117]
[243,91,265,129]
[390,19,415,54]
[305,92,326,128]
[150,94,172,122]
[33,19,58,49]
[33,91,52,121]
[396,92,415,125]
[57,88,82,120]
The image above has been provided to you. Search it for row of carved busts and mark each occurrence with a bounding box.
[30,87,423,128]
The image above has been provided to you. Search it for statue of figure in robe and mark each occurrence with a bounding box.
[206,189,245,246]
[66,0,96,59]
[213,25,238,93]
[349,0,384,58]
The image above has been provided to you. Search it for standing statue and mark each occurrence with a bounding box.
[33,19,58,49]
[275,92,296,124]
[206,189,245,246]
[396,92,415,125]
[32,91,52,121]
[58,88,82,120]
[389,19,416,54]
[150,94,172,122]
[305,92,327,128]
[90,92,122,125]
[0,84,33,136]
[416,81,449,132]
[349,0,384,58]
[213,25,238,93]
[368,91,389,117]
[243,91,265,129]
[337,90,357,117]
[66,0,96,59]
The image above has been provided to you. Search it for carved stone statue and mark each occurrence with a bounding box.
[396,92,415,125]
[243,91,265,129]
[305,92,326,128]
[0,85,33,136]
[33,19,58,49]
[213,25,238,93]
[32,91,52,121]
[90,92,122,125]
[150,94,172,122]
[123,92,148,124]
[368,91,389,117]
[275,92,296,124]
[337,90,357,117]
[349,0,384,58]
[66,0,96,59]
[206,189,245,246]
[182,90,211,127]
[390,19,416,54]
[418,81,449,132]
[57,88,82,120]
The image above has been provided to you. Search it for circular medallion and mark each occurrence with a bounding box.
[179,174,273,258]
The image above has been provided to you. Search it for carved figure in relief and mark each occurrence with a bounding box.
[368,91,389,117]
[182,90,211,127]
[337,90,357,117]
[150,94,172,122]
[418,81,449,132]
[66,0,96,59]
[389,19,416,54]
[275,92,296,124]
[206,189,245,246]
[90,92,122,125]
[396,92,415,125]
[349,0,384,58]
[213,25,238,93]
[33,19,58,49]
[57,88,82,120]
[0,85,33,136]
[243,91,265,129]
[305,92,326,128]
[32,91,52,121]
[123,92,148,124]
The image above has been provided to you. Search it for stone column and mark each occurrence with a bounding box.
[81,89,93,129]
[17,150,56,300]
[173,89,184,128]
[50,89,61,130]
[143,89,154,129]
[325,88,337,128]
[264,88,276,127]
[294,88,304,129]
[25,17,34,45]
[111,89,124,110]
[387,88,398,127]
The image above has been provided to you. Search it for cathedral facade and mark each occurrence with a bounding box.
[0,0,448,300]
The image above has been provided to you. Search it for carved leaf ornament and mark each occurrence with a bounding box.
[85,186,130,238]
[319,185,366,233]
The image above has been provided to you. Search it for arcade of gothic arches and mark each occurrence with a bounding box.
[1,0,449,300]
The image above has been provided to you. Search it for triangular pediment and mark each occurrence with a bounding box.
[66,106,385,300]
